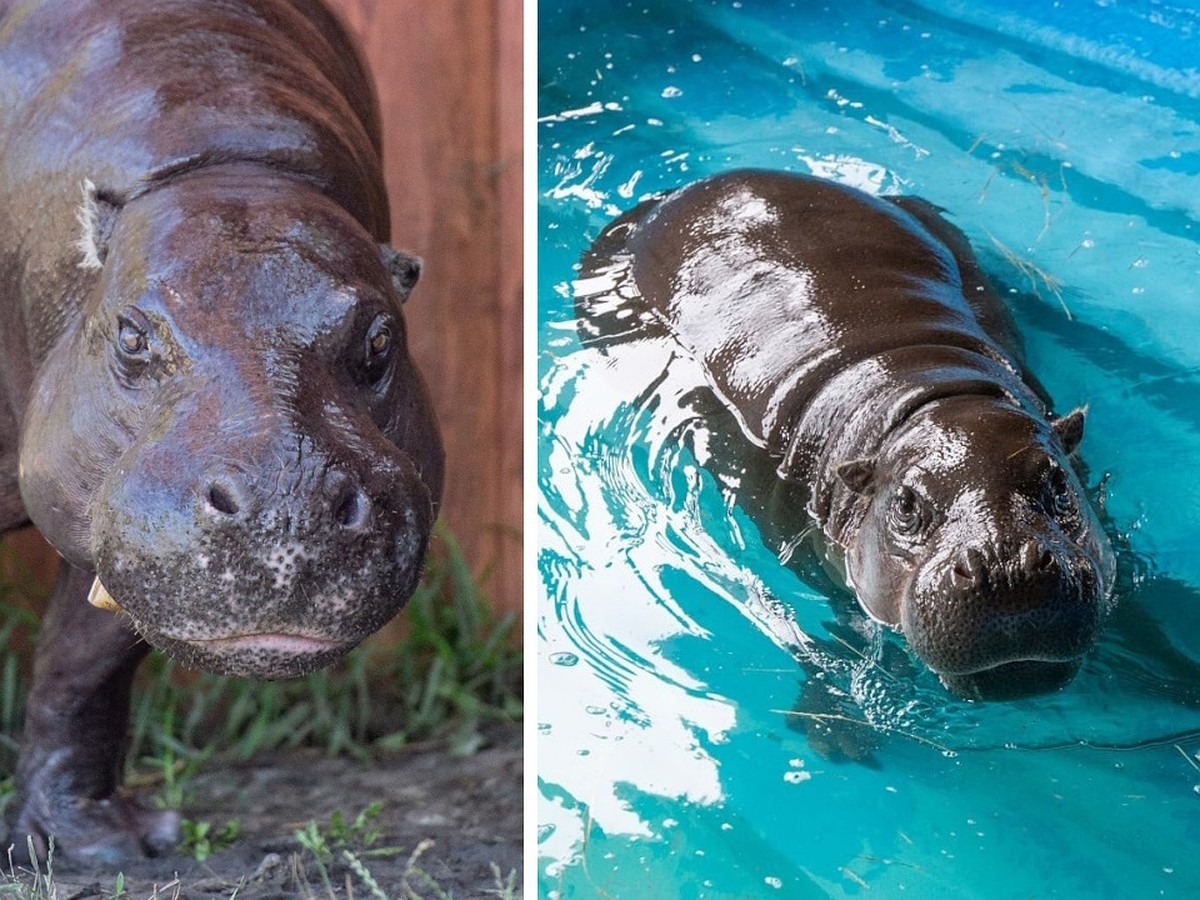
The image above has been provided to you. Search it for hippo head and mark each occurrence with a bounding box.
[832,396,1115,700]
[18,166,443,678]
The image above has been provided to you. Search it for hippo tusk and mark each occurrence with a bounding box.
[87,577,123,613]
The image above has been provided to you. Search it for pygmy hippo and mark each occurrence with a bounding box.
[577,169,1116,703]
[0,0,442,861]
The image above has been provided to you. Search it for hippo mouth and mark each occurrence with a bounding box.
[188,633,352,654]
[900,541,1108,701]
[936,658,1082,701]
[87,578,360,679]
[137,630,356,680]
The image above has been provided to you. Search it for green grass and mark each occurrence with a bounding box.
[0,839,54,899]
[0,521,522,817]
[293,801,397,861]
[179,817,241,863]
[0,842,178,899]
[293,801,403,897]
[291,808,521,900]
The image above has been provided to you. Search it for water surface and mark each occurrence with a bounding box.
[538,2,1200,896]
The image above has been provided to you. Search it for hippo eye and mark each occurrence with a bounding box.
[888,486,926,538]
[362,313,396,386]
[369,324,391,356]
[1044,466,1076,517]
[115,312,151,360]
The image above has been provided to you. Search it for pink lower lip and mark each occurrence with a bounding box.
[191,634,349,654]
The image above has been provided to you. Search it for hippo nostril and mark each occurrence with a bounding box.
[332,485,370,530]
[205,482,241,517]
[1018,539,1055,574]
[952,548,985,590]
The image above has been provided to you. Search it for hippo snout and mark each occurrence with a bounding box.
[948,538,1062,592]
[87,429,434,679]
[200,465,375,533]
[904,538,1105,700]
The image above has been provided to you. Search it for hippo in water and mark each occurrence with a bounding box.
[576,169,1116,703]
[0,0,442,860]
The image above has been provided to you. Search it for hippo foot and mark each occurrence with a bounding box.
[789,677,881,766]
[9,794,181,865]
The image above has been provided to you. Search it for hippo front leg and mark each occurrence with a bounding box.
[10,562,181,863]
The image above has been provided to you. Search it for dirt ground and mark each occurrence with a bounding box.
[16,722,522,899]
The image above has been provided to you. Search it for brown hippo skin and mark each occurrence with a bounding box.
[0,0,443,862]
[578,170,1116,704]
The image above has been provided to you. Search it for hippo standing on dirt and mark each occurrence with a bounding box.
[577,170,1116,703]
[0,0,443,861]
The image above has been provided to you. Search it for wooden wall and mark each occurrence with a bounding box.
[1,0,524,622]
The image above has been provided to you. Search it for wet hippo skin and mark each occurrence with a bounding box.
[577,170,1116,704]
[0,0,443,861]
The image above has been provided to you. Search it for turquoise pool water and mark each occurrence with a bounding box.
[537,1,1200,896]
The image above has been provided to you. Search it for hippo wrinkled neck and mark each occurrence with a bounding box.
[777,344,1042,535]
[120,156,356,224]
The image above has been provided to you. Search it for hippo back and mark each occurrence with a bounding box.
[617,171,1046,468]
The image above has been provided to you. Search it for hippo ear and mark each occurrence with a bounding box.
[1052,406,1087,455]
[75,179,123,270]
[380,245,422,302]
[836,458,876,495]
